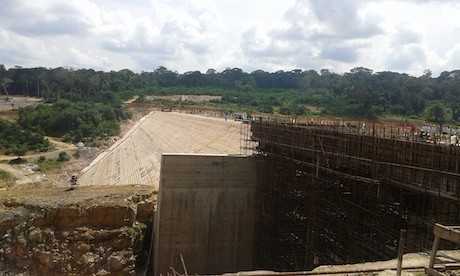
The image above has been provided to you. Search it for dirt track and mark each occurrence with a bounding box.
[0,96,42,112]
[78,111,243,189]
[0,137,77,162]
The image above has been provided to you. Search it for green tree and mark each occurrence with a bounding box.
[57,151,70,162]
[279,106,291,115]
[257,104,274,114]
[424,102,452,133]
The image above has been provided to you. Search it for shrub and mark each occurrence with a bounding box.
[73,151,80,159]
[57,151,70,162]
[37,159,62,172]
[0,169,15,187]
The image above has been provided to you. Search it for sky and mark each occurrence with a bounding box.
[1,0,460,75]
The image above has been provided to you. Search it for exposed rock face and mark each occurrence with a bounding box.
[0,185,155,276]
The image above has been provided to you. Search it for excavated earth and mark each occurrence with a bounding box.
[0,183,155,275]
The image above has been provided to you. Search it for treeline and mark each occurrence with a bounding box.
[0,65,130,145]
[2,65,460,120]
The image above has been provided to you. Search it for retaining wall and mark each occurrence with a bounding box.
[153,154,258,276]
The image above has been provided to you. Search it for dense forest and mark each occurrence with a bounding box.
[1,65,458,154]
[1,65,460,121]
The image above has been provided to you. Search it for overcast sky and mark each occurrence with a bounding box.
[1,0,460,75]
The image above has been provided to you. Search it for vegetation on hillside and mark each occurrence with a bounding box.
[18,100,129,143]
[0,169,15,187]
[2,65,460,122]
[35,153,70,172]
[0,120,49,155]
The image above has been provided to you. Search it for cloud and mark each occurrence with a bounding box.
[239,0,460,75]
[0,0,97,37]
[445,45,460,70]
[392,29,421,46]
[0,0,459,74]
[387,45,427,71]
[0,0,220,71]
[320,44,361,63]
[307,0,383,39]
[97,3,215,70]
[240,0,383,71]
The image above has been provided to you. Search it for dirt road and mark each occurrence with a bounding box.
[0,137,77,186]
[0,163,46,185]
[78,111,244,189]
[0,137,77,162]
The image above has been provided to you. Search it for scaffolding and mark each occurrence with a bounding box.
[240,121,254,155]
[250,117,460,271]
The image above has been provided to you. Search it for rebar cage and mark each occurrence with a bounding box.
[250,117,460,271]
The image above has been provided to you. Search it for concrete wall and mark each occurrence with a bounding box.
[154,154,258,276]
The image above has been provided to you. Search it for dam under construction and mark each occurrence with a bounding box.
[250,116,460,271]
[2,110,460,276]
[153,112,460,275]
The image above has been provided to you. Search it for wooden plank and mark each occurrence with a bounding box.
[429,235,441,268]
[425,267,447,276]
[433,224,460,243]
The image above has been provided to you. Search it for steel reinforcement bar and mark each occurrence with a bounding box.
[251,118,460,271]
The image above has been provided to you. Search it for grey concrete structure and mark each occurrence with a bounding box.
[154,154,258,276]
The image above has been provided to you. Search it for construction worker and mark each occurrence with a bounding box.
[451,134,458,146]
[70,175,78,190]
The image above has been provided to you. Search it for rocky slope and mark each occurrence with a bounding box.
[0,184,155,275]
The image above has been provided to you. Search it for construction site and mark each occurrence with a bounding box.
[249,116,460,271]
[145,111,460,275]
[1,109,460,276]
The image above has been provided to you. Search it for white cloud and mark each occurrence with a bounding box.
[445,45,460,71]
[391,29,421,46]
[387,45,427,72]
[0,0,460,75]
[0,0,99,36]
